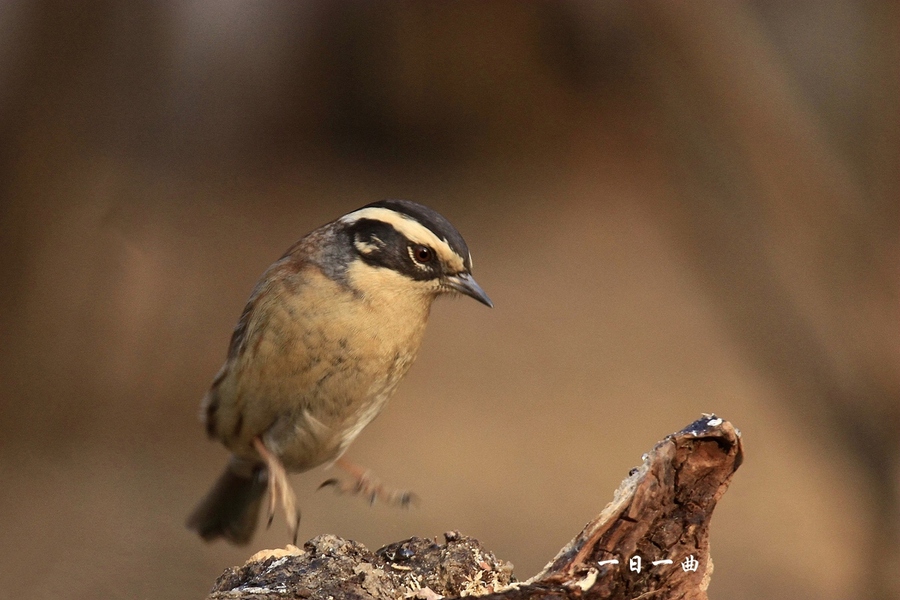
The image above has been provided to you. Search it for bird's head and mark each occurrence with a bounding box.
[335,199,493,308]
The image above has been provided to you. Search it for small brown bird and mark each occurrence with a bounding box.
[187,199,492,544]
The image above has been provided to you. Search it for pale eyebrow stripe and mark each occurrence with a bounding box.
[340,207,465,272]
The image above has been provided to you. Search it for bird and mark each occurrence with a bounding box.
[186,199,492,545]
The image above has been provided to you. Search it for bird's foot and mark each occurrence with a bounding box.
[319,458,418,507]
[252,437,301,543]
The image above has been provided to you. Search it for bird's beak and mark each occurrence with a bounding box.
[443,272,493,308]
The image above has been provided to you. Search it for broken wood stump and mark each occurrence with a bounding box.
[206,414,743,600]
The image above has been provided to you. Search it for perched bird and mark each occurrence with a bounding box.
[187,199,492,545]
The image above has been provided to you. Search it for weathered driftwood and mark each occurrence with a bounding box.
[207,414,742,600]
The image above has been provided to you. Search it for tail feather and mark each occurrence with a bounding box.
[187,459,267,545]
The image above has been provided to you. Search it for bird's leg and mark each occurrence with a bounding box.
[319,457,418,507]
[252,437,300,543]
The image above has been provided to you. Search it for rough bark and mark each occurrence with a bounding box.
[207,414,742,600]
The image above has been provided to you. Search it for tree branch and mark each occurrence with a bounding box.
[207,414,742,600]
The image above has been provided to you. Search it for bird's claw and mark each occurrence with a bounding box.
[254,437,301,541]
[317,466,418,508]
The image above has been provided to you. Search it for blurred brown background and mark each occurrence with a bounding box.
[0,2,897,599]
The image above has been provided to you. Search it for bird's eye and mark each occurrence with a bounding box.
[411,244,434,264]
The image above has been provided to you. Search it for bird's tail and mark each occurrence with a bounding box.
[186,458,267,545]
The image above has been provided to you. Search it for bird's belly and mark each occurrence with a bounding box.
[230,312,420,469]
[221,272,429,471]
[259,348,416,471]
